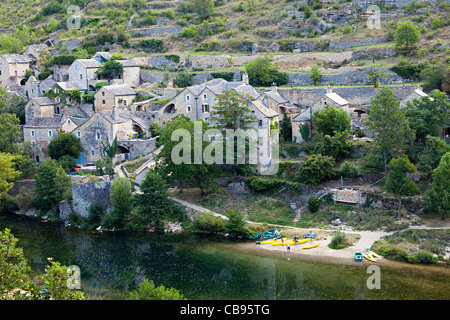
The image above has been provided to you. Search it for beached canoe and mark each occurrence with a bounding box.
[302,243,319,249]
[282,238,310,245]
[368,251,382,259]
[363,253,376,262]
[271,239,291,246]
[258,237,283,245]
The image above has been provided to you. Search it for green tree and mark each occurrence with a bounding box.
[129,279,185,300]
[34,159,71,211]
[173,71,193,88]
[310,65,321,86]
[225,210,248,237]
[1,229,85,300]
[210,88,259,179]
[405,89,450,142]
[95,60,124,79]
[210,88,258,131]
[364,87,414,175]
[395,21,421,51]
[312,104,351,136]
[192,0,215,21]
[0,153,20,199]
[37,258,84,300]
[366,67,387,87]
[47,132,83,161]
[280,109,292,141]
[383,155,418,219]
[134,171,176,232]
[0,228,36,299]
[0,113,20,154]
[423,152,450,219]
[418,135,450,174]
[314,130,351,161]
[245,55,288,87]
[296,154,336,185]
[110,177,133,228]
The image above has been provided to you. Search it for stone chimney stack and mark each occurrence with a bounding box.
[327,85,332,94]
[271,82,277,94]
[112,105,117,121]
[242,71,249,85]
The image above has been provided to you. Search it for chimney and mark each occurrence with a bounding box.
[271,82,277,94]
[112,105,117,121]
[327,85,332,94]
[242,71,249,85]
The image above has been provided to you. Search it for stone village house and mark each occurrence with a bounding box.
[158,78,280,173]
[0,54,31,89]
[94,84,137,111]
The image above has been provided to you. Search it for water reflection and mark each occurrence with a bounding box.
[1,214,449,300]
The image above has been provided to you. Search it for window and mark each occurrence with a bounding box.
[186,105,192,113]
[31,130,35,137]
[79,74,83,80]
[74,64,78,70]
[96,132,101,140]
[202,104,209,113]
[102,100,106,104]
[77,132,81,138]
[91,150,95,156]
[55,97,60,103]
[48,130,52,137]
[102,91,105,96]
[259,120,263,127]
[55,88,59,94]
[185,94,190,102]
[203,93,207,100]
[36,155,40,163]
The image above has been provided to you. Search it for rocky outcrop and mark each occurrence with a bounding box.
[72,182,112,218]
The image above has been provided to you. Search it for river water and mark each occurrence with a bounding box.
[1,214,449,300]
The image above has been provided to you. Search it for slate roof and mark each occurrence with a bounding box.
[262,87,289,104]
[185,79,260,99]
[292,108,312,122]
[102,84,136,96]
[76,59,102,68]
[67,116,88,127]
[117,59,140,68]
[24,116,63,128]
[29,97,55,106]
[0,54,31,64]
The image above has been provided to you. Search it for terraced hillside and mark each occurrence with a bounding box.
[0,0,448,89]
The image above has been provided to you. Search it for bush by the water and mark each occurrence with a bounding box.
[308,196,320,213]
[192,212,226,233]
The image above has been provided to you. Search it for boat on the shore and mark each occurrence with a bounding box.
[363,253,376,262]
[302,243,319,249]
[251,229,280,242]
[368,250,382,259]
[354,253,363,262]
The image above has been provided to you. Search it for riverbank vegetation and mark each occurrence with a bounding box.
[372,229,450,263]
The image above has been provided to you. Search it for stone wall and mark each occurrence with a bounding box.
[290,67,403,86]
[72,182,112,218]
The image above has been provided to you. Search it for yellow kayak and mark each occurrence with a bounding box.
[282,238,310,246]
[259,238,283,245]
[368,251,382,259]
[271,239,291,246]
[302,243,319,249]
[363,253,377,262]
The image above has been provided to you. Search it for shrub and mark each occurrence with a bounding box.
[180,25,199,38]
[308,196,320,213]
[192,212,227,233]
[407,250,436,264]
[338,161,360,178]
[329,231,347,249]
[296,154,336,185]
